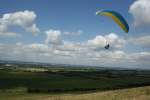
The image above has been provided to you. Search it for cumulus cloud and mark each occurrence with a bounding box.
[131,52,150,61]
[0,10,40,37]
[0,42,149,69]
[129,35,150,47]
[26,43,49,53]
[63,30,83,36]
[45,29,63,45]
[87,35,106,48]
[129,0,150,26]
[0,32,19,37]
[87,33,126,50]
[47,33,125,53]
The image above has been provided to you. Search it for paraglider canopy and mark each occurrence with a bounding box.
[96,10,129,33]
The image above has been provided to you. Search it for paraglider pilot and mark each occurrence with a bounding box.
[104,44,110,49]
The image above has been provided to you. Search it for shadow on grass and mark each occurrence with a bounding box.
[26,83,150,94]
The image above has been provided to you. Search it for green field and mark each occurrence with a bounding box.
[1,66,150,100]
[0,67,150,92]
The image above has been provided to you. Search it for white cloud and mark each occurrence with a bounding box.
[0,24,7,32]
[45,29,62,45]
[0,25,149,69]
[25,24,40,35]
[0,42,149,69]
[129,0,150,26]
[129,35,150,47]
[87,33,126,50]
[63,30,83,36]
[0,10,40,37]
[26,43,49,53]
[87,35,106,48]
[131,52,150,61]
[55,41,83,52]
[49,33,125,54]
[0,31,19,37]
[106,33,126,49]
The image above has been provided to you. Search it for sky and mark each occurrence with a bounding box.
[0,0,150,69]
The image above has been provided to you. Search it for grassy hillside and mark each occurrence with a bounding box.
[0,86,150,100]
[0,69,150,91]
[1,66,150,100]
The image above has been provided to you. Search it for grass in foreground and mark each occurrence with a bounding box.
[0,86,150,100]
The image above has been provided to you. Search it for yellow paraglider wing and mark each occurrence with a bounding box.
[96,10,129,33]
